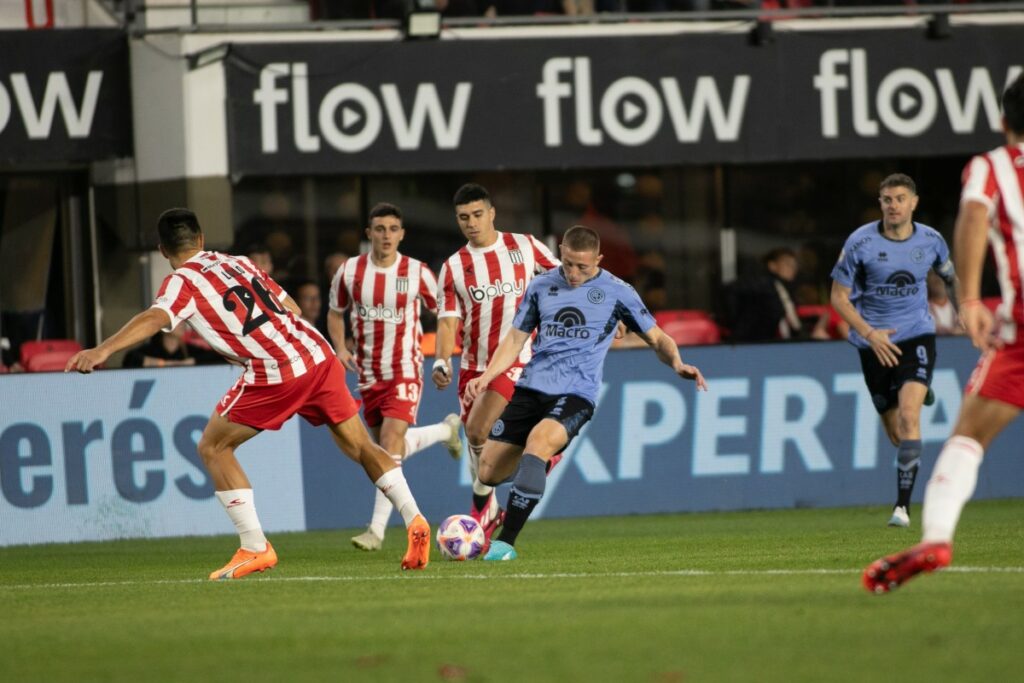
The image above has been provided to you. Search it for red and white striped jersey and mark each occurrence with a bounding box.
[152,251,332,385]
[961,143,1024,330]
[329,253,438,388]
[437,231,559,372]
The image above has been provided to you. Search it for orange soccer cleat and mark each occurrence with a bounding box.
[209,542,278,580]
[401,515,431,570]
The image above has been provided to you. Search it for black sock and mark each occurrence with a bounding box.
[472,492,491,512]
[896,439,922,509]
[496,453,547,546]
[896,464,919,509]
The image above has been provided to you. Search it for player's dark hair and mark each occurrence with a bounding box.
[762,247,796,265]
[1003,73,1024,134]
[879,173,916,195]
[368,202,402,223]
[453,183,491,208]
[562,225,600,253]
[157,208,202,255]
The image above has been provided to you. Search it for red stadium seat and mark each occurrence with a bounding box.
[661,318,721,346]
[655,309,713,326]
[25,349,80,373]
[20,339,82,368]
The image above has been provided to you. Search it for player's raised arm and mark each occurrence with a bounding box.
[65,307,172,374]
[636,325,708,391]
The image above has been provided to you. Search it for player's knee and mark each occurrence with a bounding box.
[465,422,491,448]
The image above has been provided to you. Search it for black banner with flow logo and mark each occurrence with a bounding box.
[0,29,132,166]
[224,24,1021,176]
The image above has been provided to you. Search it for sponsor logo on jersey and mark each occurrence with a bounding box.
[544,306,590,338]
[875,270,920,297]
[910,247,925,263]
[354,303,405,323]
[468,278,525,303]
[587,288,605,304]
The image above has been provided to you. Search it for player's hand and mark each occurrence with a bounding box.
[866,328,901,368]
[464,376,488,403]
[432,358,452,390]
[64,348,108,374]
[961,302,1000,352]
[676,363,708,391]
[336,348,357,372]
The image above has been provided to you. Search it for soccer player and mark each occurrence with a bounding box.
[830,173,959,528]
[464,225,708,560]
[65,208,431,577]
[431,184,560,545]
[863,74,1024,593]
[327,202,463,552]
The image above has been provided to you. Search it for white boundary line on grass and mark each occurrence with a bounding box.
[2,565,1023,591]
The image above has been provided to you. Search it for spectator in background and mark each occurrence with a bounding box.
[729,247,803,342]
[928,270,963,336]
[291,279,324,330]
[246,243,274,278]
[123,326,196,369]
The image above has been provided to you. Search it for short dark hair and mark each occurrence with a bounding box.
[453,183,491,208]
[157,208,202,255]
[879,173,916,195]
[1004,73,1024,134]
[762,247,796,265]
[368,202,402,223]
[561,225,600,253]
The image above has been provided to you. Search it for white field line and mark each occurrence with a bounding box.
[2,565,1022,591]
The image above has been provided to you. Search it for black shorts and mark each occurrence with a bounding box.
[488,387,595,454]
[858,333,936,414]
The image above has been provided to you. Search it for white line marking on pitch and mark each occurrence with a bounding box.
[2,566,1023,591]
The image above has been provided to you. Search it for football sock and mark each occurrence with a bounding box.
[215,488,268,552]
[404,422,451,457]
[469,442,493,510]
[895,439,922,509]
[374,467,422,527]
[496,453,547,546]
[467,442,485,481]
[368,454,403,537]
[922,435,983,543]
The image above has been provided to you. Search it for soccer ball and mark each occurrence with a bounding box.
[435,514,486,561]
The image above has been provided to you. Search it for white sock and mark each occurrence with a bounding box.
[467,442,494,496]
[367,454,402,538]
[374,467,422,526]
[922,435,984,543]
[215,488,267,552]
[404,422,451,457]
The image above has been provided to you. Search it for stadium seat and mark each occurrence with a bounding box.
[25,349,79,373]
[19,339,82,368]
[661,318,721,346]
[654,309,713,326]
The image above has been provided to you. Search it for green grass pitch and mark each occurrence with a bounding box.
[2,500,1022,682]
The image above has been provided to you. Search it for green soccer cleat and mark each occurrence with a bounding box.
[483,539,517,561]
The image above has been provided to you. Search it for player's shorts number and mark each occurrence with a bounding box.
[223,278,286,336]
[505,367,523,383]
[395,381,420,403]
[916,345,929,365]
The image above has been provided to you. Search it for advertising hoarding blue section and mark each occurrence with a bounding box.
[301,338,1024,529]
[2,338,1022,546]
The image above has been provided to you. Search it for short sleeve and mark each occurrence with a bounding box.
[528,234,560,272]
[960,155,996,215]
[615,283,656,335]
[436,261,463,320]
[830,237,860,288]
[151,273,197,332]
[328,260,349,312]
[419,263,438,313]
[512,280,543,332]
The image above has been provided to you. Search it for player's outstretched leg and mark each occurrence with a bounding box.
[404,414,464,460]
[862,542,951,594]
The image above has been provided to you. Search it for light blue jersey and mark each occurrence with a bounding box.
[831,221,953,349]
[511,268,656,405]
